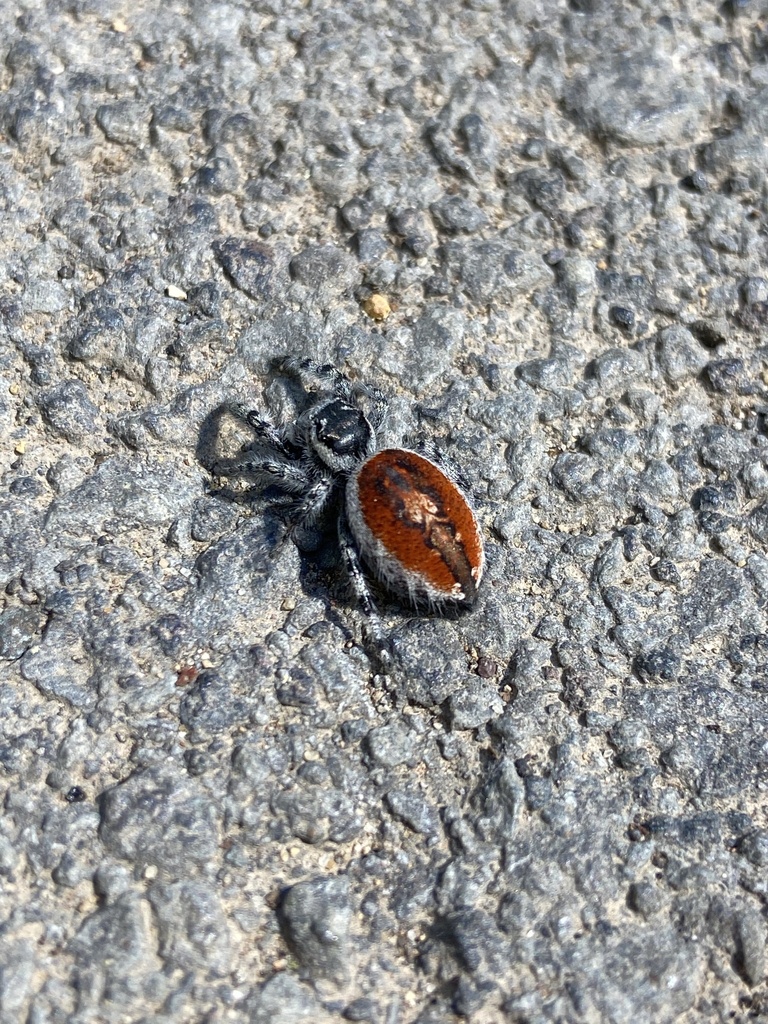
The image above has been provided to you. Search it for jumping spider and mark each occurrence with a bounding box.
[215,359,485,662]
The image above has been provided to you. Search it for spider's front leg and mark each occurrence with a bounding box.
[212,401,309,488]
[212,452,310,493]
[225,401,295,456]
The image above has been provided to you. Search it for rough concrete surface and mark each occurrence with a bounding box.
[0,1,767,1022]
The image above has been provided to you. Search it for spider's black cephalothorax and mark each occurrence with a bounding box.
[215,356,385,549]
[310,397,376,471]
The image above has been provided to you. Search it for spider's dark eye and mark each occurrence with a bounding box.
[315,400,371,456]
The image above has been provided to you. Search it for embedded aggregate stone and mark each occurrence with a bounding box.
[279,876,351,981]
[389,619,472,707]
[38,379,101,442]
[178,668,251,740]
[212,237,277,301]
[148,880,232,977]
[704,357,753,395]
[342,996,380,1022]
[515,168,566,218]
[67,307,128,364]
[68,892,159,1002]
[375,305,468,387]
[611,304,635,329]
[736,909,767,987]
[430,194,488,233]
[391,206,433,256]
[0,605,40,660]
[443,238,552,305]
[385,786,440,836]
[44,457,203,537]
[20,622,96,710]
[340,196,373,231]
[289,243,359,292]
[95,100,150,146]
[247,973,332,1024]
[447,679,504,730]
[566,49,708,147]
[365,719,418,768]
[98,767,220,874]
[656,325,709,383]
[3,1,768,1021]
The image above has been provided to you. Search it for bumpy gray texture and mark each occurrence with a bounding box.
[1,1,767,1022]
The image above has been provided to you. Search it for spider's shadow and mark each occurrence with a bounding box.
[196,402,234,477]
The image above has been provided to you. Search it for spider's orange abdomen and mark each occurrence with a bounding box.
[347,449,484,606]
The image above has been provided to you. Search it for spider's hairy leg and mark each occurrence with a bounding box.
[225,401,294,456]
[287,473,337,528]
[279,357,354,400]
[338,515,394,673]
[212,451,309,492]
[360,383,388,432]
[279,472,339,551]
[411,436,475,494]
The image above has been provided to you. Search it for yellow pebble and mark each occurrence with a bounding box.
[363,293,391,321]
